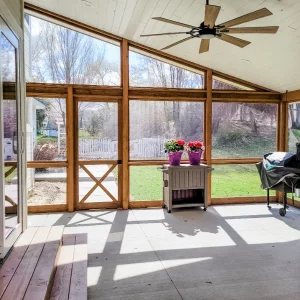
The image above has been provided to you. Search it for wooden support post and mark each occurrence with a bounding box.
[67,86,74,212]
[205,70,213,206]
[284,102,289,153]
[277,98,289,202]
[121,39,129,209]
[278,99,288,152]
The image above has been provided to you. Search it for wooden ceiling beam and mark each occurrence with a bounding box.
[129,87,206,100]
[281,89,300,103]
[26,82,281,102]
[212,91,280,102]
[26,82,68,97]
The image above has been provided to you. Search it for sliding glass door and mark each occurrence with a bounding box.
[0,17,25,259]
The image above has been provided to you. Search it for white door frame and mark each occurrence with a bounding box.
[0,16,26,260]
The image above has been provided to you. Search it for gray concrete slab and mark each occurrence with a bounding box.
[28,204,300,300]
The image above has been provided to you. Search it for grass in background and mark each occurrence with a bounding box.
[36,135,58,144]
[130,166,162,201]
[212,164,274,197]
[4,166,17,184]
[128,164,270,200]
[212,136,275,158]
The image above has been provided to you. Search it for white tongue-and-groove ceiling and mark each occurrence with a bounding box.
[26,0,300,92]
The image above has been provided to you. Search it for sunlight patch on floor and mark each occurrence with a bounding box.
[88,266,102,286]
[113,257,212,281]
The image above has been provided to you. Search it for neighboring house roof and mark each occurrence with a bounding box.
[33,98,46,110]
[44,119,58,130]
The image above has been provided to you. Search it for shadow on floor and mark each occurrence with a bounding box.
[28,204,300,300]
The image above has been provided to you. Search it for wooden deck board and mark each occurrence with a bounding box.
[50,235,76,300]
[0,227,38,298]
[69,234,88,300]
[1,227,51,300]
[1,228,87,300]
[24,226,64,300]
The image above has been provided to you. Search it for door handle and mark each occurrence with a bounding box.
[21,131,25,154]
[12,131,17,154]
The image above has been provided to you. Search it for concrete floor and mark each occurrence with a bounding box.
[28,204,300,300]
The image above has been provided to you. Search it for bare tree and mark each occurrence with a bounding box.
[30,16,120,130]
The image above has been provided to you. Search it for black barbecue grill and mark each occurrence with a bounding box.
[256,146,300,216]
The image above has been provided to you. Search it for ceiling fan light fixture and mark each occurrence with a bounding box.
[200,33,215,39]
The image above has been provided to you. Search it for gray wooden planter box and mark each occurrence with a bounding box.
[160,164,213,213]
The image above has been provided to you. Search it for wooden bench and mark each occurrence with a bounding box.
[50,233,88,300]
[0,226,64,300]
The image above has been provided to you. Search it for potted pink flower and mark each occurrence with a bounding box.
[164,139,185,166]
[186,140,204,165]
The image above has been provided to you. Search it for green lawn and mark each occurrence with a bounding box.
[130,166,162,201]
[128,165,271,201]
[4,166,17,184]
[78,130,91,138]
[212,137,275,158]
[36,135,58,144]
[211,165,273,197]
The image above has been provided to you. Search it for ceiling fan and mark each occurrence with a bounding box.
[140,0,279,53]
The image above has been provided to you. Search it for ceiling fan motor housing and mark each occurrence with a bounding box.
[190,24,217,39]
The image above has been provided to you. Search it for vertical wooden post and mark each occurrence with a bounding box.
[278,99,288,152]
[277,98,288,202]
[205,70,213,206]
[67,86,74,212]
[121,39,129,209]
[284,102,289,153]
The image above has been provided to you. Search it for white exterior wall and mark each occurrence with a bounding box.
[3,0,22,27]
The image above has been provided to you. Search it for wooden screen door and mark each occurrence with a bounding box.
[75,100,121,210]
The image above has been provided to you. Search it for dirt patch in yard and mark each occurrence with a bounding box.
[28,182,66,205]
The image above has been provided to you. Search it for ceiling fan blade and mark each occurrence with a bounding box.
[226,26,279,34]
[204,5,221,29]
[161,36,193,50]
[153,17,194,29]
[199,39,210,53]
[219,8,272,28]
[140,32,188,37]
[217,34,251,48]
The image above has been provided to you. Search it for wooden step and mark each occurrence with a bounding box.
[50,233,88,300]
[0,227,38,298]
[24,226,64,300]
[0,226,64,300]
